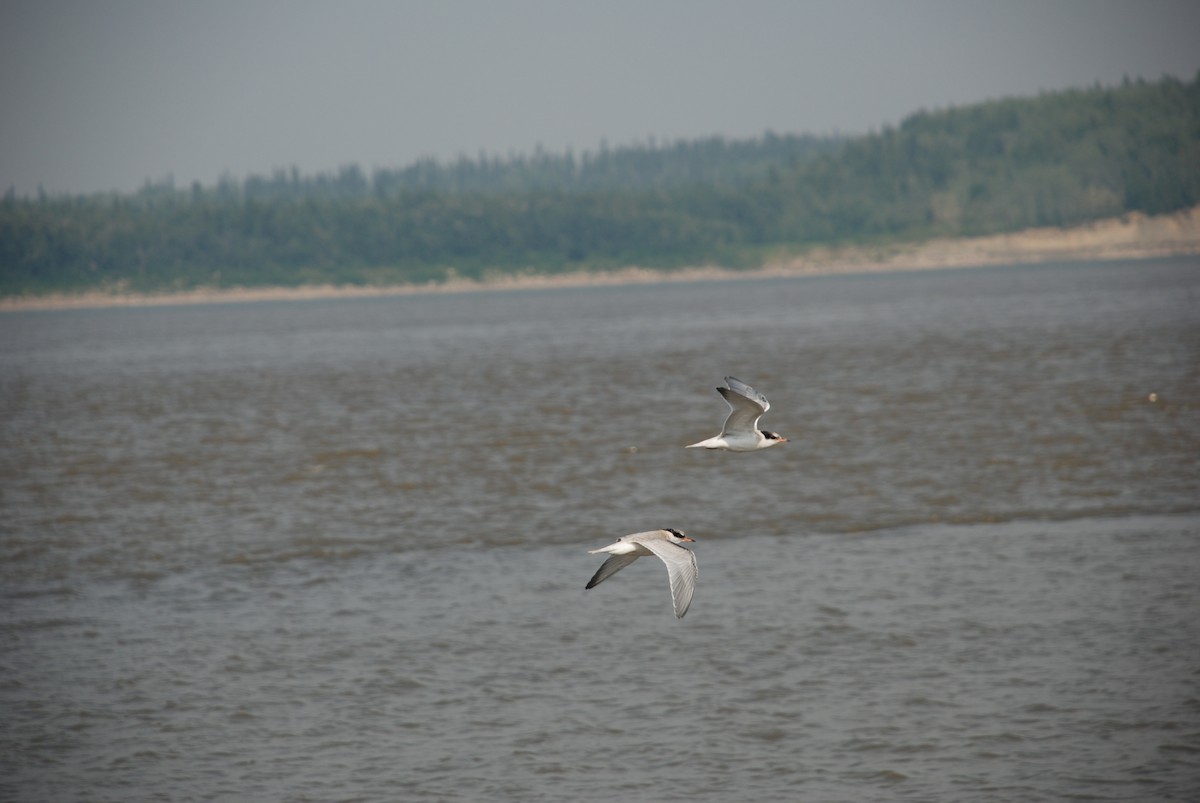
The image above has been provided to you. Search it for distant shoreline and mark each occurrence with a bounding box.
[3,206,1198,312]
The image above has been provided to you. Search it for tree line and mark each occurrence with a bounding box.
[2,74,1198,295]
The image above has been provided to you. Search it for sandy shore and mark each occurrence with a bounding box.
[4,206,1198,312]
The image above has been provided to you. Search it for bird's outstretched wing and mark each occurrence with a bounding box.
[717,376,769,437]
[585,553,640,589]
[637,537,699,619]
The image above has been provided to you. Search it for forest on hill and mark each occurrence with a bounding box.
[2,74,1198,296]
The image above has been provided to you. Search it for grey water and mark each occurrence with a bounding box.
[2,257,1199,801]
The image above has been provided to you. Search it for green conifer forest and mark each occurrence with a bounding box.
[2,74,1197,296]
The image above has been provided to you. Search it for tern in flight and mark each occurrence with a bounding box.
[685,376,788,451]
[585,529,699,619]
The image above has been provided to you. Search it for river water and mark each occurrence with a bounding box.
[2,258,1199,801]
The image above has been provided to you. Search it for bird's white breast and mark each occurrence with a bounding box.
[723,432,765,451]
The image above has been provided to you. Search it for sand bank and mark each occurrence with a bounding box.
[4,206,1198,312]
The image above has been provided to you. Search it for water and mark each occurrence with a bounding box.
[2,258,1199,801]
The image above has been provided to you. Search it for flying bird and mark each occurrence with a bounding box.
[585,529,699,619]
[685,376,788,451]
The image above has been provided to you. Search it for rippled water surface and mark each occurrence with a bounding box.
[2,258,1199,801]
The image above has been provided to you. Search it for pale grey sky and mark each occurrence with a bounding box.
[3,0,1198,196]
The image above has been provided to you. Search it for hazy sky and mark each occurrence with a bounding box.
[3,0,1199,196]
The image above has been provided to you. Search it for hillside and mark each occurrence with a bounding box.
[2,74,1198,297]
[3,204,1196,311]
